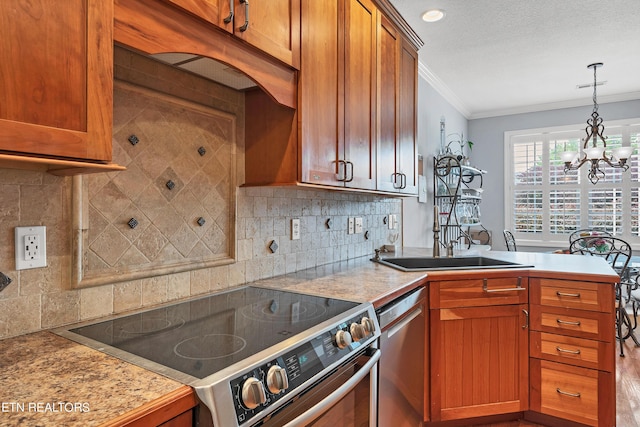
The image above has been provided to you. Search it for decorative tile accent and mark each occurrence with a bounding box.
[74,82,236,287]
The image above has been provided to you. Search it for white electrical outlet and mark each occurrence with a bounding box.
[348,217,355,234]
[354,217,363,234]
[291,218,301,240]
[15,226,47,270]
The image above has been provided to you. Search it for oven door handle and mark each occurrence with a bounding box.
[282,349,381,427]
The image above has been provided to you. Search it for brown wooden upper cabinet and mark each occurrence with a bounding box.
[299,0,376,190]
[0,0,124,175]
[164,0,300,68]
[237,0,421,195]
[295,0,419,193]
[376,16,418,194]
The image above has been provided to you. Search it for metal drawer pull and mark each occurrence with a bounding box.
[556,318,581,326]
[483,277,525,293]
[556,291,581,298]
[522,309,529,329]
[556,346,581,355]
[556,388,581,398]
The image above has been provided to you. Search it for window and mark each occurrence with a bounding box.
[504,119,640,248]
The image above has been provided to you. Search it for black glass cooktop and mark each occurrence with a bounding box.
[69,286,358,379]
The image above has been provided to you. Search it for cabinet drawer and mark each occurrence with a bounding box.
[530,331,613,371]
[530,304,613,341]
[530,359,614,427]
[530,278,613,312]
[430,276,528,308]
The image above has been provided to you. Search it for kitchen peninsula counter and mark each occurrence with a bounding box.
[0,249,618,427]
[255,249,619,307]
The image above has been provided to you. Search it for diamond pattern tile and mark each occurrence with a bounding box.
[82,83,235,279]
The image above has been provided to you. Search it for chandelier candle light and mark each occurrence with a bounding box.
[561,62,633,184]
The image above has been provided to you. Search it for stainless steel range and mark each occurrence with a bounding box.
[56,286,380,427]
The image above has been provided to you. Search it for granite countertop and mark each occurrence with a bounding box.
[0,249,618,427]
[0,332,190,427]
[253,249,619,306]
[252,255,429,308]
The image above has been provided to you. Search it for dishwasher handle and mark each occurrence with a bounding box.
[387,307,422,338]
[377,287,426,329]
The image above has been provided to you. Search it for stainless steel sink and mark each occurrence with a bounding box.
[374,256,531,272]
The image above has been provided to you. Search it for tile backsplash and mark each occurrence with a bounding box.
[0,171,400,339]
[0,47,402,339]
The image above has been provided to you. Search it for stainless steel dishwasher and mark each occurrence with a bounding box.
[376,286,426,427]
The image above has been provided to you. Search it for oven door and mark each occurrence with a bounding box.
[260,347,380,427]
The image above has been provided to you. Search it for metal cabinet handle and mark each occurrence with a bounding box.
[556,346,581,355]
[522,309,529,329]
[345,161,354,182]
[556,388,581,398]
[400,173,407,189]
[556,318,581,326]
[336,160,348,181]
[392,172,402,189]
[239,0,249,31]
[223,0,234,23]
[482,277,525,293]
[556,291,581,298]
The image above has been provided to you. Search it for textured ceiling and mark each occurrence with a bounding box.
[389,0,640,119]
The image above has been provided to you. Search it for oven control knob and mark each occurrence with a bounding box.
[350,322,366,341]
[361,317,375,335]
[267,365,289,394]
[241,377,267,409]
[335,329,353,349]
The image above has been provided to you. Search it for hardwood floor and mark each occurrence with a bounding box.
[470,339,640,427]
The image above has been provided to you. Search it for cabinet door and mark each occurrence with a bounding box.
[233,0,300,68]
[430,304,529,421]
[165,0,300,68]
[397,37,418,194]
[165,0,228,28]
[376,14,400,193]
[343,0,376,190]
[299,0,341,186]
[0,0,113,162]
[376,19,417,194]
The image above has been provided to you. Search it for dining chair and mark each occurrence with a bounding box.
[503,230,517,251]
[569,235,639,356]
[568,228,612,245]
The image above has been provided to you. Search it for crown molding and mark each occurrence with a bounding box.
[418,61,471,119]
[468,91,640,120]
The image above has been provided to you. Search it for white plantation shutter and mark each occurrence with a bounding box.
[505,120,640,247]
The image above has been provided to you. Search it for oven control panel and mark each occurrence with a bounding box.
[228,309,378,426]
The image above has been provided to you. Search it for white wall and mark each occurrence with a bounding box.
[468,99,640,251]
[402,75,468,248]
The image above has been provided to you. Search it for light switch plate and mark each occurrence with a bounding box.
[15,226,47,270]
[291,218,301,240]
[354,217,363,234]
[348,217,355,234]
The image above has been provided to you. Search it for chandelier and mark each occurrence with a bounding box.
[561,62,633,184]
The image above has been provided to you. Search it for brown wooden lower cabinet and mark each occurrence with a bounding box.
[425,275,616,427]
[429,304,529,421]
[530,358,614,427]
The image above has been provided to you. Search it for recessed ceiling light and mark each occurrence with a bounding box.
[422,9,445,22]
